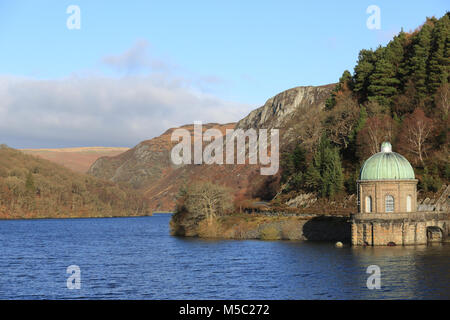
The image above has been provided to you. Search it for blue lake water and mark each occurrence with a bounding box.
[0,214,449,299]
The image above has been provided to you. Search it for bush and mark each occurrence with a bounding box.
[420,167,442,192]
[260,225,281,240]
[0,167,8,178]
[445,163,450,180]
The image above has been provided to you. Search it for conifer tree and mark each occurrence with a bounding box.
[353,49,377,101]
[368,57,401,106]
[427,14,449,94]
[385,31,407,74]
[325,70,353,110]
[304,136,344,198]
[409,22,433,102]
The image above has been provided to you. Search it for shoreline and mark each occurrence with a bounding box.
[171,212,450,245]
[0,213,154,221]
[170,212,352,242]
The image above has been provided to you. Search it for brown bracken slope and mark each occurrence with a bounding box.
[21,147,129,173]
[0,146,148,219]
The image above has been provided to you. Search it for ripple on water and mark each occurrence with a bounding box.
[0,215,449,299]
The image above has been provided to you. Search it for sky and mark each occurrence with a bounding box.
[0,0,448,148]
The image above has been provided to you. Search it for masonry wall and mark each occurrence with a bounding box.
[351,212,449,246]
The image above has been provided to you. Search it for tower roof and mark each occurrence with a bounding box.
[359,142,415,180]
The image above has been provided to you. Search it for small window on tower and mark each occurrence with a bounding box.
[365,196,372,213]
[385,195,394,213]
[406,195,412,212]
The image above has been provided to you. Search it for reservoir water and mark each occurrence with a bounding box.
[0,214,448,299]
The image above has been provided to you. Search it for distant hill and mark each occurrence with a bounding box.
[0,145,148,219]
[21,147,129,173]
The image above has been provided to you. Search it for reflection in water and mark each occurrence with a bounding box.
[0,214,448,299]
[275,242,450,299]
[349,245,450,299]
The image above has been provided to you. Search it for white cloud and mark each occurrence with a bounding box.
[101,40,172,74]
[0,42,253,148]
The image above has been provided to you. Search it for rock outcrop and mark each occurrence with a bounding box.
[236,84,335,130]
[418,185,450,212]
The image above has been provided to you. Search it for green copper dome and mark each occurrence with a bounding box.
[359,142,415,180]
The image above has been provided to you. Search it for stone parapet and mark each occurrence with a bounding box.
[352,211,449,222]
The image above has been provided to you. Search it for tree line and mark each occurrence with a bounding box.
[0,145,148,219]
[281,12,449,198]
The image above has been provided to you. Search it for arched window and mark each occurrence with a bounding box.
[385,195,394,213]
[406,195,412,212]
[365,196,372,213]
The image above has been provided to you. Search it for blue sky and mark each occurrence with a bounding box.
[0,1,448,148]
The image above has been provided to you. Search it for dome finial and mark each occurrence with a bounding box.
[381,141,392,153]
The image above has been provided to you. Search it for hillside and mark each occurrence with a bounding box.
[88,122,261,211]
[21,147,129,173]
[0,145,148,219]
[88,85,334,212]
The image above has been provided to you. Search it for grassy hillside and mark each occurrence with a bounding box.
[0,145,148,219]
[21,147,129,173]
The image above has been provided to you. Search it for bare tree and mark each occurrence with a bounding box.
[284,106,324,154]
[325,93,360,149]
[398,108,434,165]
[181,182,233,224]
[357,114,396,159]
[435,83,449,119]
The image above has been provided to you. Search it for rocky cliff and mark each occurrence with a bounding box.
[236,84,334,130]
[87,84,335,211]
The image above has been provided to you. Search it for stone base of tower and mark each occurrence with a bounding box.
[351,212,450,246]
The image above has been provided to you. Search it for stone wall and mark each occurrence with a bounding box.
[351,212,450,246]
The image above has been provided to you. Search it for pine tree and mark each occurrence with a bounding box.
[346,106,368,160]
[385,31,407,74]
[320,146,344,198]
[304,164,321,191]
[427,14,449,95]
[304,136,344,198]
[281,143,308,190]
[367,56,401,107]
[325,70,353,110]
[291,144,307,172]
[281,144,307,184]
[353,49,377,101]
[409,22,433,103]
[339,70,353,90]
